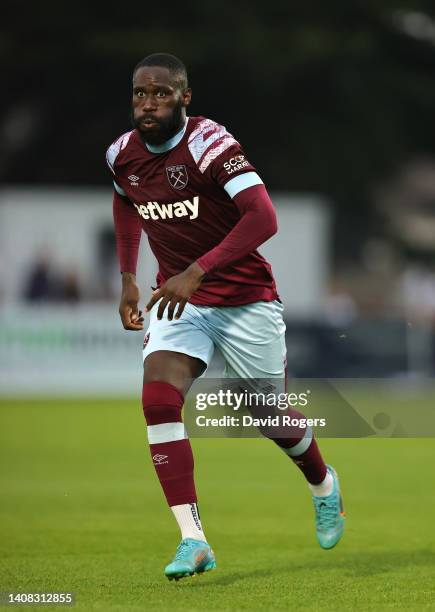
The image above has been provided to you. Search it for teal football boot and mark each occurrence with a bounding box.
[164,538,216,581]
[312,465,345,549]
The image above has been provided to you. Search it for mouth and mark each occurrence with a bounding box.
[140,117,159,129]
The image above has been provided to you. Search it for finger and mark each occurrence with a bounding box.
[120,311,144,331]
[175,299,188,320]
[125,321,144,331]
[157,296,170,320]
[135,310,144,323]
[167,297,179,321]
[146,289,163,312]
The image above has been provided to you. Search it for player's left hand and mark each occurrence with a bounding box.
[146,262,205,320]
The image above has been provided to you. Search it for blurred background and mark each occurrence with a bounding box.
[2,0,435,394]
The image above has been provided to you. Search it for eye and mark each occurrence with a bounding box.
[136,91,145,98]
[156,91,166,98]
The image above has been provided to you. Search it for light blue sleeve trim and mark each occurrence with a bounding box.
[113,181,127,196]
[223,171,264,199]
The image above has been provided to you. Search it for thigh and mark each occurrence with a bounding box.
[143,350,205,395]
[143,302,215,394]
[207,300,287,380]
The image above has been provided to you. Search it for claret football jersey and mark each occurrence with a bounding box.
[106,116,278,306]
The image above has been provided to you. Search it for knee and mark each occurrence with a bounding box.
[142,381,184,425]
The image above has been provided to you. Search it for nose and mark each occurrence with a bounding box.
[141,94,157,112]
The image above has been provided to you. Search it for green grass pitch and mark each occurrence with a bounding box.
[1,397,434,611]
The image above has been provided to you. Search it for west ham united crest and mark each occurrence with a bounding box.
[166,164,188,190]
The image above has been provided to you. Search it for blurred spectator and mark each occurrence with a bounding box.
[61,269,81,303]
[23,254,57,302]
[23,253,82,303]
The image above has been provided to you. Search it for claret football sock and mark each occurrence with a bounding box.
[278,435,328,485]
[142,382,207,543]
[271,409,328,485]
[171,503,206,542]
[142,381,198,506]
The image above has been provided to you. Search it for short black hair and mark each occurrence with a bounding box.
[133,53,188,90]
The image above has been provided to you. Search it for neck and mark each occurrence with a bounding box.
[144,117,188,154]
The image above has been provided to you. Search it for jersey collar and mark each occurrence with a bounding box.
[145,118,189,154]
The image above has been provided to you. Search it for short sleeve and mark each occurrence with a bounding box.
[208,142,263,197]
[187,118,263,198]
[105,130,134,175]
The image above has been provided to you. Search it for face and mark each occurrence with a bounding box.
[131,66,192,145]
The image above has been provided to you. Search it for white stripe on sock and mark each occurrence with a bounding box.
[147,422,187,444]
[281,426,313,457]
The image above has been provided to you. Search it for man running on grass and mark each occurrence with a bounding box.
[106,52,345,581]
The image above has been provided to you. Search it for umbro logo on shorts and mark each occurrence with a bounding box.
[152,453,169,465]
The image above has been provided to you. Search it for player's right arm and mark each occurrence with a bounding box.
[113,189,144,331]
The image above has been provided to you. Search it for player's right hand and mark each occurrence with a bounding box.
[119,274,144,331]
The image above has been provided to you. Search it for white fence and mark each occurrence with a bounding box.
[0,188,330,395]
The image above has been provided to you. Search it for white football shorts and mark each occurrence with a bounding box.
[142,299,286,379]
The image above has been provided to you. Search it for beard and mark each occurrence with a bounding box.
[131,101,184,146]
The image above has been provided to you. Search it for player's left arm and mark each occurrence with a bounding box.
[196,182,277,274]
[145,183,277,321]
[194,141,277,274]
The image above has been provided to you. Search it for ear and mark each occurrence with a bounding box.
[182,87,192,108]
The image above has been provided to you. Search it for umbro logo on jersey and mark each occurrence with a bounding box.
[152,453,168,465]
[133,196,199,221]
[128,174,139,186]
[166,164,188,190]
